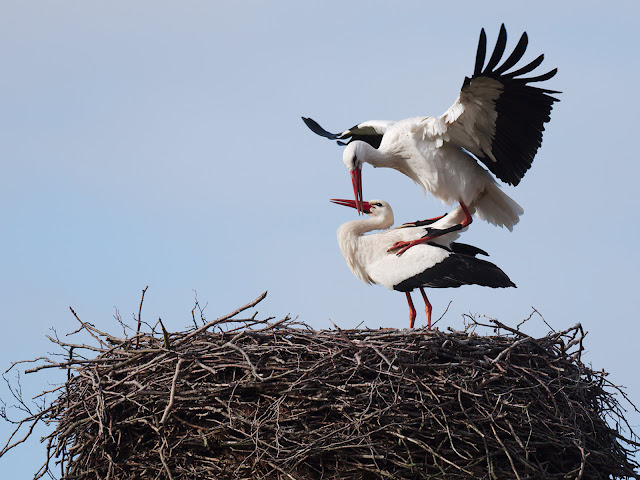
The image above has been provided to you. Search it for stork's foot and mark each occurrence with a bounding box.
[388,237,436,256]
[391,221,469,255]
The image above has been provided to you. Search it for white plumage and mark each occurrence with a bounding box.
[306,25,559,247]
[332,199,515,328]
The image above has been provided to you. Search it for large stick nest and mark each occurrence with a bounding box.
[1,291,638,479]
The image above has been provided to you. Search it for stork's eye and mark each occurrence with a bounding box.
[372,202,383,207]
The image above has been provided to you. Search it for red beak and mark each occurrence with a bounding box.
[331,198,371,214]
[350,168,364,214]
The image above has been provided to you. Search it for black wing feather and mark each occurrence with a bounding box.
[474,29,487,76]
[302,117,384,149]
[504,54,545,78]
[343,133,384,149]
[394,253,515,292]
[449,242,489,257]
[483,24,507,73]
[301,117,341,140]
[519,68,559,84]
[493,32,528,75]
[465,25,560,186]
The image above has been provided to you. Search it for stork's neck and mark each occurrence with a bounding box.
[336,213,394,285]
[338,214,393,239]
[356,141,397,168]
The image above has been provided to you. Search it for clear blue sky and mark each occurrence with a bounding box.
[1,2,639,477]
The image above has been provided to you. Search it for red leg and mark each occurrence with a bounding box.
[419,288,432,330]
[389,237,438,256]
[405,292,416,329]
[388,201,474,256]
[460,201,473,227]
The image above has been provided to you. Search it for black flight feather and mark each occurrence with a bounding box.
[449,242,489,257]
[394,253,515,292]
[301,117,341,140]
[483,24,508,73]
[474,29,487,76]
[493,32,528,75]
[302,117,384,149]
[463,26,560,186]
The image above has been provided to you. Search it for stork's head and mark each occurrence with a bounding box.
[330,198,394,224]
[342,142,367,214]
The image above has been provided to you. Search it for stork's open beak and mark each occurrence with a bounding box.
[350,168,364,214]
[330,198,371,214]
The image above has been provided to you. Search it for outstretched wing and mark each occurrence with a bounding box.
[301,117,392,149]
[439,24,560,186]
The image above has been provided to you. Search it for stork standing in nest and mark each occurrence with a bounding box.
[332,198,515,328]
[306,25,559,255]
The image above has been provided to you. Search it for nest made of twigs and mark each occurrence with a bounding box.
[1,291,639,479]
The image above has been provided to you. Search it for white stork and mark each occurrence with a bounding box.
[306,25,559,255]
[331,198,515,329]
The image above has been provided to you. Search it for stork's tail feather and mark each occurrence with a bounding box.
[472,183,524,231]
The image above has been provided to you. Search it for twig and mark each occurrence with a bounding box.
[159,440,174,480]
[135,286,149,349]
[160,358,184,425]
[224,342,263,381]
[491,337,533,364]
[159,318,171,350]
[178,291,267,344]
[432,300,452,328]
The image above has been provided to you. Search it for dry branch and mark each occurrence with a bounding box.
[1,292,638,479]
